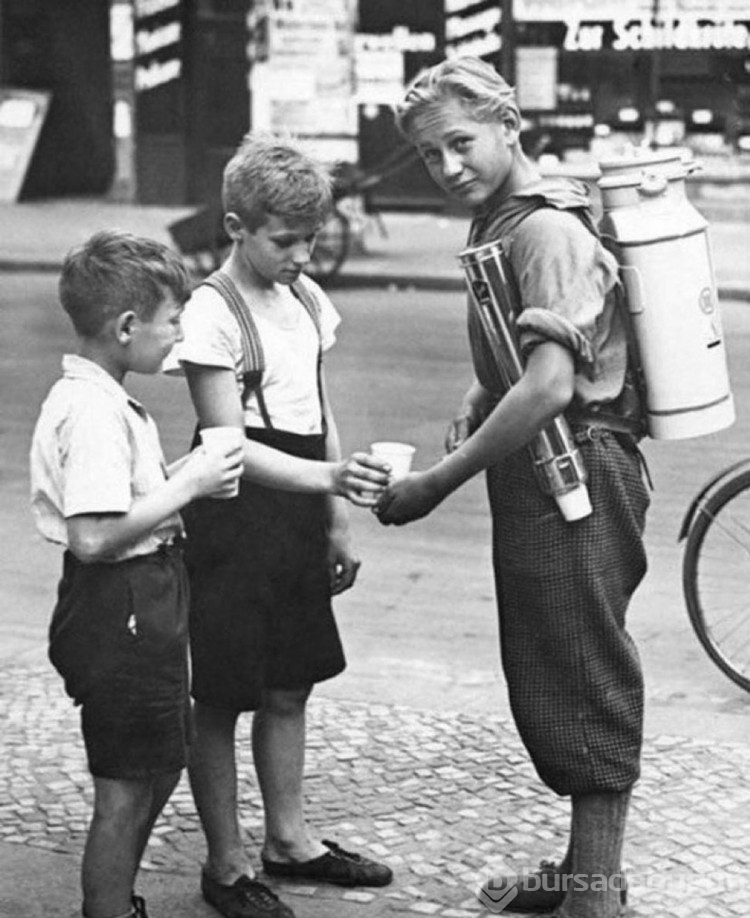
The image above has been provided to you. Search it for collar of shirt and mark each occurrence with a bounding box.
[61,354,148,418]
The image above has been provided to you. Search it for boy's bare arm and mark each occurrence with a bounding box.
[183,362,389,502]
[66,446,242,563]
[377,342,575,524]
[320,373,361,594]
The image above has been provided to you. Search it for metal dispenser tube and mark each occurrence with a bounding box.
[458,240,591,522]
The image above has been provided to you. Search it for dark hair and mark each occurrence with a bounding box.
[59,230,191,338]
[395,56,519,140]
[222,131,333,231]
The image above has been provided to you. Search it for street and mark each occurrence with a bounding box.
[3,270,750,742]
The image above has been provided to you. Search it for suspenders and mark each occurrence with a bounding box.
[200,271,326,433]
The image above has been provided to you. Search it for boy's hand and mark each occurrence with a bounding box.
[327,527,361,595]
[333,452,391,507]
[445,413,474,454]
[180,444,244,500]
[374,471,445,526]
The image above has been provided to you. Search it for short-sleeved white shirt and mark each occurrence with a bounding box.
[165,275,340,435]
[30,355,183,560]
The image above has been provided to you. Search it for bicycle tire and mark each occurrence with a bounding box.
[307,209,350,282]
[682,467,750,693]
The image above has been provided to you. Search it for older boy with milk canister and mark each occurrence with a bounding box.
[376,56,735,918]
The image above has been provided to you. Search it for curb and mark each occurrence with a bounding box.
[3,258,750,303]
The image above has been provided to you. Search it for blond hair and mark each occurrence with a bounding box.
[395,57,519,140]
[222,132,333,232]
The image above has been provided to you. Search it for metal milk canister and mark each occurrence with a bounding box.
[597,152,735,440]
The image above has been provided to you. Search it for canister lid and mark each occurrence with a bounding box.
[598,148,685,176]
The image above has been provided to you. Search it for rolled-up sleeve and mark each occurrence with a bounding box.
[509,210,619,375]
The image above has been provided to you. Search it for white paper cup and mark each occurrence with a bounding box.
[370,441,416,481]
[554,484,593,522]
[200,426,244,499]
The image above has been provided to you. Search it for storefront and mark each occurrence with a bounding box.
[0,0,250,204]
[2,0,748,203]
[111,0,250,204]
[511,0,750,158]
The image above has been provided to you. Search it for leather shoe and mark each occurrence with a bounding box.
[201,870,295,918]
[262,839,393,888]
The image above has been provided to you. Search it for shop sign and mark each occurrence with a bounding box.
[135,21,181,56]
[135,57,181,91]
[355,28,437,53]
[135,0,180,17]
[564,18,750,51]
[517,0,750,19]
[133,0,183,93]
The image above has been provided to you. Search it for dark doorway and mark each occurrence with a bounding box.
[184,0,250,205]
[0,0,114,198]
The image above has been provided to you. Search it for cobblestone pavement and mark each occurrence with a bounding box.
[2,664,750,918]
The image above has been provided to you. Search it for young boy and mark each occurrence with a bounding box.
[29,230,244,918]
[166,133,392,918]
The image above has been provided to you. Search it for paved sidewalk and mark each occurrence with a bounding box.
[3,663,750,918]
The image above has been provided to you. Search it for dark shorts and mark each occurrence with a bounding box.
[49,544,191,780]
[183,427,346,712]
[487,431,650,796]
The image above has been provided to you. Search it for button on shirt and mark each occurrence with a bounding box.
[30,355,183,561]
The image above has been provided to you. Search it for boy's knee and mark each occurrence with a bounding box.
[261,685,313,716]
[92,776,157,822]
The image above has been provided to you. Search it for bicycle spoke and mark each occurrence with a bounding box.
[700,506,750,556]
[684,473,750,692]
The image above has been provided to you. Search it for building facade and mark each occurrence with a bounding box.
[0,0,748,204]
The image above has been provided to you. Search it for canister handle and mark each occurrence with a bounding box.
[620,265,646,314]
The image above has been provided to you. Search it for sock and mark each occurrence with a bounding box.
[555,789,630,918]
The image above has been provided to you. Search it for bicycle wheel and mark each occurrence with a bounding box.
[682,468,750,692]
[307,209,350,282]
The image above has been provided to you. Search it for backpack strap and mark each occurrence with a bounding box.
[200,271,273,429]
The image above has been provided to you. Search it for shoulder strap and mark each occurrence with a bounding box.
[199,271,273,429]
[201,272,265,374]
[290,278,328,437]
[290,279,323,342]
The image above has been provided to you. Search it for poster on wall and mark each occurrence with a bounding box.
[515,47,558,111]
[249,0,357,162]
[0,89,51,202]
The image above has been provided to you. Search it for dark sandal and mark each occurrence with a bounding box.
[262,839,393,888]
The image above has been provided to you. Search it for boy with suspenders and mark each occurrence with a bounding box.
[166,133,392,918]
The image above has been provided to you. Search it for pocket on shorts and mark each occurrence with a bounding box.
[123,552,188,657]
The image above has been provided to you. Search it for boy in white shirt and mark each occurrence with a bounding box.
[168,133,392,918]
[30,231,244,918]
